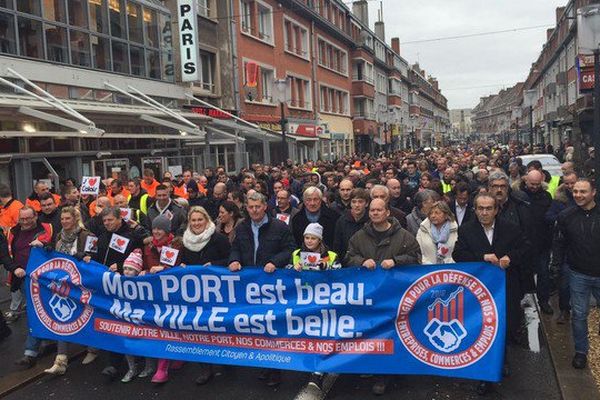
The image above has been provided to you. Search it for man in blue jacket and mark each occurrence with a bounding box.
[228,191,295,387]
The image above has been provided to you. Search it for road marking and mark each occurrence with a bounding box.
[294,373,338,400]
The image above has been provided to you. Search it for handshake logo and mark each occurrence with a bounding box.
[48,277,77,322]
[424,319,467,353]
[424,287,467,353]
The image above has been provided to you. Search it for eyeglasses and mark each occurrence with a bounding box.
[489,184,508,190]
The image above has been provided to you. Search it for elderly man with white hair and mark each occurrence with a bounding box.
[291,186,340,248]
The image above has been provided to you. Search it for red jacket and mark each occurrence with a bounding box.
[143,236,183,271]
[6,222,53,272]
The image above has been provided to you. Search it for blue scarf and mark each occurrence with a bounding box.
[430,221,451,245]
[306,210,321,223]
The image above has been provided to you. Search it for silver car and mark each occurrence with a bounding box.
[517,154,563,177]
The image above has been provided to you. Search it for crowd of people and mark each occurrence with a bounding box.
[0,141,598,396]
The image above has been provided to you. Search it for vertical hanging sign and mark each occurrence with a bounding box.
[178,0,199,82]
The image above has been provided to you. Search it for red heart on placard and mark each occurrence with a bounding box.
[307,255,318,263]
[88,178,97,186]
[120,209,128,217]
[91,239,98,247]
[116,239,126,247]
[440,247,449,255]
[165,251,174,259]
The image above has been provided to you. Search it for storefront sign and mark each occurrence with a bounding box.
[288,123,317,137]
[178,0,199,82]
[577,55,595,93]
[186,106,234,119]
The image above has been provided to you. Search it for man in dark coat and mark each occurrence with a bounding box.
[228,191,295,387]
[453,193,530,395]
[333,188,370,261]
[448,181,474,227]
[291,187,339,248]
[487,171,535,294]
[520,170,553,314]
[93,207,148,273]
[329,179,353,215]
[146,185,187,235]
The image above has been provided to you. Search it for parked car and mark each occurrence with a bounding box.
[517,154,563,177]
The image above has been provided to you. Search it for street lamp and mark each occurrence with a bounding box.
[524,89,537,147]
[511,106,522,143]
[578,5,600,189]
[273,78,289,163]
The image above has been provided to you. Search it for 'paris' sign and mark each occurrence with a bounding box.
[178,0,199,82]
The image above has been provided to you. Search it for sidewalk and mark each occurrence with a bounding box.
[540,296,600,400]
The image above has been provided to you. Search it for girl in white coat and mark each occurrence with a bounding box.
[416,201,459,264]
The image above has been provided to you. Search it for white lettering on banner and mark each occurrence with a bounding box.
[97,271,381,338]
[159,274,240,303]
[178,0,199,82]
[102,273,154,301]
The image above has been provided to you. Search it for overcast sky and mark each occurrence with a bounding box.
[363,0,565,110]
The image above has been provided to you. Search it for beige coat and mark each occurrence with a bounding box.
[416,219,458,264]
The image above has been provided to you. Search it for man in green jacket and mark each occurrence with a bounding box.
[343,198,421,395]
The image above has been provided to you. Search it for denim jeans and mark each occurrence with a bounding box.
[559,263,571,312]
[570,269,600,354]
[536,249,551,304]
[24,335,67,358]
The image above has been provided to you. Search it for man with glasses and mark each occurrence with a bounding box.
[453,193,530,395]
[488,171,535,296]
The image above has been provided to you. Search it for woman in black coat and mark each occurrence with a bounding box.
[181,206,231,267]
[180,206,231,385]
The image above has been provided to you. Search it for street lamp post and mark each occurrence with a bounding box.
[578,5,600,189]
[274,78,289,164]
[523,89,537,148]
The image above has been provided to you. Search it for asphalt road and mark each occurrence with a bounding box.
[2,301,560,400]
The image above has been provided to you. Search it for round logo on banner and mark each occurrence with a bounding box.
[395,269,498,369]
[30,257,93,336]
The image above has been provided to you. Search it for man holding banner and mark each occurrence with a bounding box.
[91,206,148,379]
[344,198,421,395]
[228,191,295,386]
[453,193,530,395]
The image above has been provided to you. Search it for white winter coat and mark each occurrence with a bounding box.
[416,218,458,264]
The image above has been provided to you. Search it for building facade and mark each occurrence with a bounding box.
[0,0,449,198]
[473,0,598,162]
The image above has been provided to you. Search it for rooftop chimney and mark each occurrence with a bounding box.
[391,37,400,55]
[352,1,369,26]
[374,3,385,41]
[556,7,565,24]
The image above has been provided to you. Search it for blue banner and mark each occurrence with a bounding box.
[26,248,506,382]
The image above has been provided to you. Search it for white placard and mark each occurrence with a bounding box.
[300,252,321,271]
[178,0,199,82]
[160,246,180,267]
[168,165,183,177]
[119,208,132,222]
[109,233,130,254]
[81,176,101,195]
[84,235,98,253]
[275,213,290,225]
